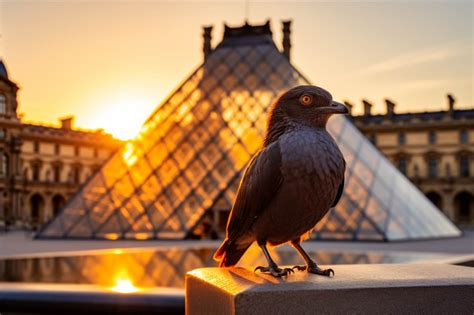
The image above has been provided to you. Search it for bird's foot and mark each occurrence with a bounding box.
[292,265,307,271]
[254,265,294,277]
[307,264,334,277]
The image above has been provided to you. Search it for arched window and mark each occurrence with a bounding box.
[0,94,6,114]
[30,194,45,226]
[52,194,66,216]
[426,191,443,210]
[454,192,472,223]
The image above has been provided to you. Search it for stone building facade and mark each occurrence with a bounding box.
[0,60,122,230]
[348,96,473,225]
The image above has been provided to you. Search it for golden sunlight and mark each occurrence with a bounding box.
[93,92,152,141]
[122,141,139,166]
[111,278,139,294]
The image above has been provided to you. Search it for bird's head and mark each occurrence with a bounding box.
[273,85,348,126]
[264,85,348,145]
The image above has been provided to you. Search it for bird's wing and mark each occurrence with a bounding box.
[331,176,344,208]
[226,142,283,241]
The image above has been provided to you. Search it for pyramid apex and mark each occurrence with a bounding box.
[223,20,272,39]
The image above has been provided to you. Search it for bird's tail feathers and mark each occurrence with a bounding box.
[214,238,252,267]
[213,239,229,261]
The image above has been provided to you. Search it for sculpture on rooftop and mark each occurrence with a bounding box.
[214,86,348,277]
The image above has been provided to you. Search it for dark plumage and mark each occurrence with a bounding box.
[214,85,348,277]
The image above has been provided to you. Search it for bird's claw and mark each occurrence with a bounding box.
[254,266,267,273]
[254,265,294,277]
[292,265,307,271]
[307,265,335,277]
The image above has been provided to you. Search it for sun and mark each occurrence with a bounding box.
[103,110,143,141]
[94,92,153,141]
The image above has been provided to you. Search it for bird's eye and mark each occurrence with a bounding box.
[300,94,312,105]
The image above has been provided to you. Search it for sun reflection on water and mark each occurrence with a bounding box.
[111,278,139,294]
[0,247,439,291]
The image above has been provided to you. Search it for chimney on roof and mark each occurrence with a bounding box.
[385,99,396,117]
[362,100,372,117]
[203,26,213,61]
[60,116,74,130]
[343,101,354,116]
[447,93,455,116]
[282,20,292,60]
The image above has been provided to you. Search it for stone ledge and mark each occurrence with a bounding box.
[186,264,473,315]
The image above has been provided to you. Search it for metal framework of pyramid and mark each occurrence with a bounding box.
[37,21,460,241]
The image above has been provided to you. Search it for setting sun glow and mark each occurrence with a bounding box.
[111,278,139,294]
[91,92,153,141]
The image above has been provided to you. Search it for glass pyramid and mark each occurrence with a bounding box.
[37,21,460,241]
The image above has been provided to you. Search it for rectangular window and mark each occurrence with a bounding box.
[398,132,406,145]
[428,158,437,178]
[33,164,40,181]
[0,94,6,115]
[428,131,436,145]
[397,158,407,175]
[369,133,376,145]
[460,130,468,144]
[55,144,60,155]
[54,165,61,182]
[0,151,6,176]
[75,146,80,156]
[74,167,81,184]
[459,156,470,177]
[34,141,40,153]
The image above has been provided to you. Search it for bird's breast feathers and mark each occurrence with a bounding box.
[278,127,345,182]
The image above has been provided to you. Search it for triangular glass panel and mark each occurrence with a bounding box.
[88,195,117,231]
[96,213,123,236]
[67,216,93,238]
[36,215,64,238]
[58,197,88,234]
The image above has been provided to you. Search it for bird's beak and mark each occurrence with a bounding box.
[316,101,349,115]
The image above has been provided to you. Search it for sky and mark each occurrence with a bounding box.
[0,1,472,140]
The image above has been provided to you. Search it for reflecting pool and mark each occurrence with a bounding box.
[0,245,447,290]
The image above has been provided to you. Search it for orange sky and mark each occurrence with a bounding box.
[0,1,472,140]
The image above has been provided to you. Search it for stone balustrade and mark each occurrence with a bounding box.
[186,264,473,315]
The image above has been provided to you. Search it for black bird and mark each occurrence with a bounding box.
[214,85,348,277]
